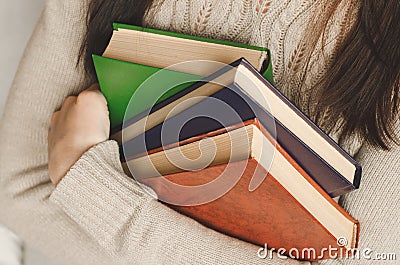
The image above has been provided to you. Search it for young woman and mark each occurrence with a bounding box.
[0,0,399,264]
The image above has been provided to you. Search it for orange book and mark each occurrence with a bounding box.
[126,119,359,260]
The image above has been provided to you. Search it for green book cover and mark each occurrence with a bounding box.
[93,55,200,128]
[95,24,274,128]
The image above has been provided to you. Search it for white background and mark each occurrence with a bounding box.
[0,0,44,116]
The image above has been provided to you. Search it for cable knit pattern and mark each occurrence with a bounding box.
[0,0,399,264]
[143,0,362,151]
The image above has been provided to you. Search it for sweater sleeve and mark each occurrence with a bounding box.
[49,140,311,265]
[0,0,115,264]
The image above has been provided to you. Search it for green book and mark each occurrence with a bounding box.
[93,55,200,128]
[94,23,274,128]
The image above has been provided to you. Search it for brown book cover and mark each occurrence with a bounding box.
[139,119,360,260]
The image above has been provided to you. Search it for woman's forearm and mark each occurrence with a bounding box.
[0,1,110,264]
[49,140,311,265]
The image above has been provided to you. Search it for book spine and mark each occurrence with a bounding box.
[240,60,361,189]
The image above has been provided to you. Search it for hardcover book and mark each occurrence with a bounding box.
[94,24,274,127]
[119,58,361,197]
[105,23,273,79]
[126,119,359,260]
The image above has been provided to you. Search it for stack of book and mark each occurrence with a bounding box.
[94,23,361,261]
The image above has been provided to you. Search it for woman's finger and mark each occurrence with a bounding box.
[62,96,77,109]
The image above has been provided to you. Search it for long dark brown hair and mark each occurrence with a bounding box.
[80,0,400,150]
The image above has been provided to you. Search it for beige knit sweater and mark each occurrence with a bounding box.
[0,0,399,264]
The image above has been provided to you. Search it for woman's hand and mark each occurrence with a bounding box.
[48,84,110,185]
